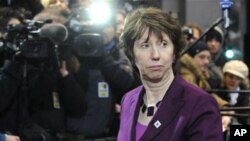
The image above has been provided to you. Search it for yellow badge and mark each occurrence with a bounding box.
[98,82,109,98]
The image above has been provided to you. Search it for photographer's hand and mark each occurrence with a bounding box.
[59,61,69,77]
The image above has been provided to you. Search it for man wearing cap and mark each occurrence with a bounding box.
[205,26,228,68]
[176,41,223,90]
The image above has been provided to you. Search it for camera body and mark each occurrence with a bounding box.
[67,7,104,57]
[2,20,55,61]
[73,33,103,57]
[18,38,53,59]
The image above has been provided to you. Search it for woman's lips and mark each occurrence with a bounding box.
[148,65,163,71]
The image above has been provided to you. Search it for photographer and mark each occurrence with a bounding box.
[0,7,24,68]
[64,2,134,140]
[182,23,203,45]
[0,21,87,141]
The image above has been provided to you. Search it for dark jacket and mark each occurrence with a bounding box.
[66,40,134,138]
[212,48,228,69]
[118,75,223,141]
[216,85,250,124]
[0,62,86,136]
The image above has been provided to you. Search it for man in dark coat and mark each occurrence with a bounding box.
[0,54,87,140]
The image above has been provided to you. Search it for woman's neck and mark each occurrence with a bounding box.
[142,70,175,104]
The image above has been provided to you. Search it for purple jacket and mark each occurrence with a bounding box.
[118,75,223,141]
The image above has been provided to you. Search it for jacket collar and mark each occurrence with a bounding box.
[130,75,185,141]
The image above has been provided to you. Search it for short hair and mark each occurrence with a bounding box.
[119,7,185,64]
[185,23,203,37]
[0,7,23,32]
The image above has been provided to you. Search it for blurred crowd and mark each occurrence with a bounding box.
[179,22,250,141]
[0,0,249,141]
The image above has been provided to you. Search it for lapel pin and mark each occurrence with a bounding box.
[154,120,161,128]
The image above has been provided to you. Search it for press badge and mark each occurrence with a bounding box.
[52,91,61,109]
[98,82,109,98]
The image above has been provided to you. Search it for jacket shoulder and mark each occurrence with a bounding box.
[179,78,213,100]
[122,85,143,102]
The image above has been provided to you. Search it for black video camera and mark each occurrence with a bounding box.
[3,20,55,61]
[66,7,104,57]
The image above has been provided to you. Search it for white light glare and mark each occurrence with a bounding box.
[225,49,234,59]
[89,1,112,24]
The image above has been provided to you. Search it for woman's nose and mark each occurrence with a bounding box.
[151,46,160,61]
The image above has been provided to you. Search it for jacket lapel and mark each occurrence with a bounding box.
[128,86,145,141]
[140,75,185,141]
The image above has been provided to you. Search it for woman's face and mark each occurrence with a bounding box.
[133,28,175,82]
[224,73,242,90]
[193,50,211,71]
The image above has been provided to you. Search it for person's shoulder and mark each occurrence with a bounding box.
[120,85,143,109]
[180,78,212,99]
[184,81,207,94]
[123,85,143,99]
[178,79,219,110]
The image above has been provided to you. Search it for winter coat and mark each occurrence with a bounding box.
[177,54,211,89]
[0,62,87,136]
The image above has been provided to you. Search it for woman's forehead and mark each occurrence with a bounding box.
[138,27,167,38]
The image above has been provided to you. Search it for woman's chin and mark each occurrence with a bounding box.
[147,75,163,82]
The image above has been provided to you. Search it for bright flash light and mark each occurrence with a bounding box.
[225,49,234,59]
[89,1,112,24]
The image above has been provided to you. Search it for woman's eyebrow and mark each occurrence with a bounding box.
[137,38,149,43]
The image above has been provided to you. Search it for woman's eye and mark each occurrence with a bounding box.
[141,43,149,48]
[161,41,168,47]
